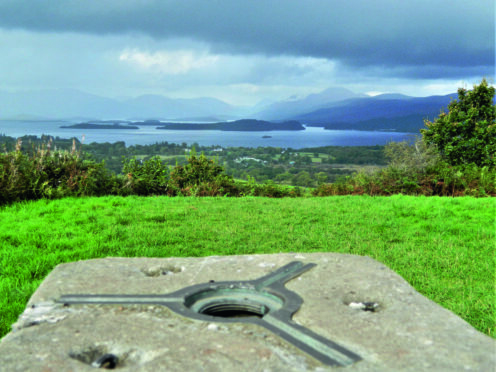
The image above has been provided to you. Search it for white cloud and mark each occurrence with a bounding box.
[119,48,219,74]
[422,81,470,95]
[365,91,384,97]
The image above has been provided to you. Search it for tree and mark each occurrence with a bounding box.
[315,172,328,185]
[421,79,495,167]
[122,156,169,195]
[293,171,313,187]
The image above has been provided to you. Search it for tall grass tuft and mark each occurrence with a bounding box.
[0,138,115,204]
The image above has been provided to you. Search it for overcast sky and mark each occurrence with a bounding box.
[0,0,493,105]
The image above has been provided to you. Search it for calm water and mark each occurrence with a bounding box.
[0,120,414,148]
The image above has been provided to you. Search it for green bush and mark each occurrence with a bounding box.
[421,79,496,167]
[169,152,239,196]
[0,140,114,204]
[313,136,496,197]
[238,179,301,198]
[312,181,354,196]
[428,162,496,197]
[384,137,441,172]
[122,156,170,196]
[0,150,35,203]
[170,153,224,188]
[313,163,496,197]
[180,174,241,197]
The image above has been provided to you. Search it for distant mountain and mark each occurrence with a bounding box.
[292,94,457,132]
[0,89,123,120]
[0,89,240,120]
[252,87,365,120]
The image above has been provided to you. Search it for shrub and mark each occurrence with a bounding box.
[427,162,496,197]
[384,137,441,172]
[121,156,169,196]
[0,148,36,203]
[312,181,354,196]
[182,174,241,197]
[238,180,299,198]
[170,153,224,189]
[421,79,496,167]
[313,161,496,197]
[169,152,238,196]
[0,139,114,204]
[313,133,496,197]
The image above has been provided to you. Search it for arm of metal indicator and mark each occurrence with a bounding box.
[254,261,316,290]
[261,313,361,366]
[58,294,183,305]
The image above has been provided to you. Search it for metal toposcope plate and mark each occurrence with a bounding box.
[1,253,495,371]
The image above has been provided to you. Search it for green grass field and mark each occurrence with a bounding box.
[1,195,494,339]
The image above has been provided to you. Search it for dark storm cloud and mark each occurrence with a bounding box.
[0,0,493,78]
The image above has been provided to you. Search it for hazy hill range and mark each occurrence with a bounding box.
[290,93,458,132]
[0,89,240,121]
[248,88,457,133]
[251,87,365,120]
[0,87,458,133]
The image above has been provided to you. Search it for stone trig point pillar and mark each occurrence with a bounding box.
[0,253,494,371]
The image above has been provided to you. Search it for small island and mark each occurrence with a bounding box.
[61,123,139,130]
[157,119,305,131]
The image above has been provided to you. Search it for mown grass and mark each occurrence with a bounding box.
[1,195,494,339]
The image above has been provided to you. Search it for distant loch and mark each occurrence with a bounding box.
[3,120,412,147]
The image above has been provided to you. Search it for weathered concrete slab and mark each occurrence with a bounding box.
[0,253,494,371]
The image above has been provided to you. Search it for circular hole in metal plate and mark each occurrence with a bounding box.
[184,287,283,319]
[199,301,267,318]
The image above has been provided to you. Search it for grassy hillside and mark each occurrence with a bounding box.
[1,195,494,339]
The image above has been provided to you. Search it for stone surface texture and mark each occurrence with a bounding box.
[0,253,494,371]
